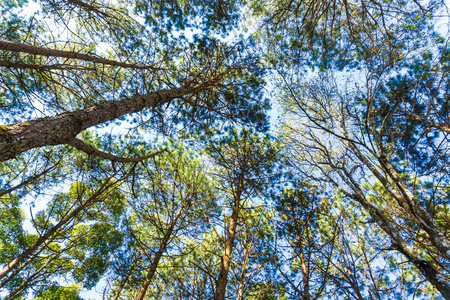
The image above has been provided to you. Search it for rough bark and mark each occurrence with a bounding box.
[0,81,218,161]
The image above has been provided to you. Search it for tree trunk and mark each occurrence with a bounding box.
[339,173,450,300]
[344,138,450,261]
[214,198,239,300]
[236,242,252,300]
[111,252,145,300]
[0,80,220,162]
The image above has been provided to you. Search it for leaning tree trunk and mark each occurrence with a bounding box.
[0,40,157,69]
[0,76,224,162]
[339,173,450,300]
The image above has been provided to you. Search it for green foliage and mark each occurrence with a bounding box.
[34,285,83,300]
[0,195,35,264]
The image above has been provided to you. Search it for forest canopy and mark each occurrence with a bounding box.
[0,0,449,299]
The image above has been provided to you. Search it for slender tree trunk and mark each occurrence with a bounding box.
[134,206,184,300]
[214,197,240,300]
[0,178,119,281]
[0,60,95,70]
[236,274,245,300]
[344,138,450,261]
[111,252,145,300]
[0,162,59,197]
[299,247,311,300]
[292,204,311,300]
[5,247,67,300]
[379,157,450,260]
[364,204,450,298]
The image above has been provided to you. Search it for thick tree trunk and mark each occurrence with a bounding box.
[214,198,240,300]
[134,206,184,300]
[0,81,217,161]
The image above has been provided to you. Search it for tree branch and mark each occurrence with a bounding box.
[66,137,166,162]
[0,40,159,70]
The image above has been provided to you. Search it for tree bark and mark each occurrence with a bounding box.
[214,197,240,300]
[0,80,219,161]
